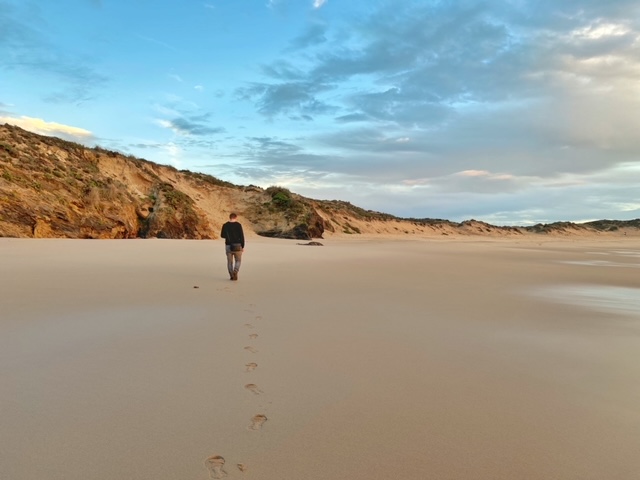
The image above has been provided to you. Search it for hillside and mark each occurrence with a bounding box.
[1,123,639,240]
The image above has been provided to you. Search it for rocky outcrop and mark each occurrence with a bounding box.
[306,211,326,238]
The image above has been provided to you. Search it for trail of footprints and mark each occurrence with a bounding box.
[244,309,267,432]
[206,305,268,477]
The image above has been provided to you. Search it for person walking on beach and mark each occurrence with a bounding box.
[220,213,245,281]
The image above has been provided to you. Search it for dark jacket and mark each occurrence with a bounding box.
[221,221,245,248]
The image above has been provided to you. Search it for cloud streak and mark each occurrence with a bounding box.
[157,114,225,136]
[237,81,337,117]
[137,34,180,53]
[0,115,94,142]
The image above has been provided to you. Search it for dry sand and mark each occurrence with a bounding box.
[1,236,639,480]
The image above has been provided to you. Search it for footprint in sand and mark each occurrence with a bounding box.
[205,455,227,479]
[248,414,268,431]
[255,315,262,321]
[244,323,254,329]
[248,333,258,340]
[244,346,258,353]
[237,463,248,472]
[245,362,257,372]
[244,383,263,395]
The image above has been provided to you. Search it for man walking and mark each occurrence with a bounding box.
[220,213,245,281]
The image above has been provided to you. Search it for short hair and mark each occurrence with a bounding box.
[229,213,237,219]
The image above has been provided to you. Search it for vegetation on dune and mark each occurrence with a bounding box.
[180,169,237,189]
[585,219,640,231]
[250,186,323,239]
[316,199,396,222]
[138,183,206,239]
[264,186,306,220]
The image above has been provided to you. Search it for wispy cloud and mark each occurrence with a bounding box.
[313,0,327,9]
[156,114,225,136]
[237,81,336,117]
[287,23,328,51]
[136,34,179,53]
[0,1,108,104]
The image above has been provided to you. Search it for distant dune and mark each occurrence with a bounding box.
[1,123,639,239]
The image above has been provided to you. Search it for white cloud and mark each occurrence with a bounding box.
[615,202,640,212]
[0,115,93,141]
[402,178,430,186]
[455,170,515,181]
[153,104,181,117]
[572,22,631,39]
[156,119,173,130]
[457,170,490,177]
[313,0,327,9]
[194,85,204,91]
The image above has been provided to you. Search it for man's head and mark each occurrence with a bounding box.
[229,213,237,221]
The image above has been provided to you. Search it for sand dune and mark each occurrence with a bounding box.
[1,236,639,479]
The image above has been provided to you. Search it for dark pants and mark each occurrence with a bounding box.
[225,245,242,275]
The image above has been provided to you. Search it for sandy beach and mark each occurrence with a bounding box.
[1,236,639,480]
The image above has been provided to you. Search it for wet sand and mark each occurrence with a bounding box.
[1,236,639,480]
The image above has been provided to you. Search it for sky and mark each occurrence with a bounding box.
[1,0,640,225]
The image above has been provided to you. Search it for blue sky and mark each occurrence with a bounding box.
[2,0,640,225]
